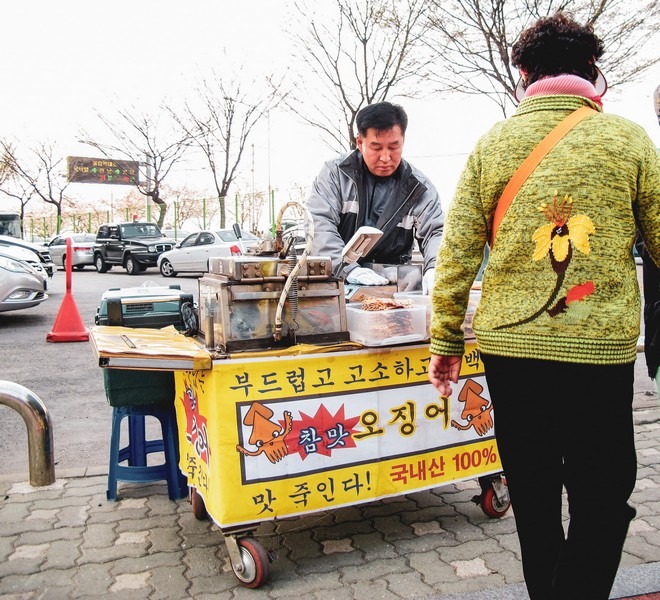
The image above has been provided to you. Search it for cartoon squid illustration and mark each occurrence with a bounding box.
[236,403,293,464]
[450,379,494,437]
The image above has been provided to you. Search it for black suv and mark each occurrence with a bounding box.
[94,222,175,275]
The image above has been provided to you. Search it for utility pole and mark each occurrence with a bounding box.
[251,143,255,232]
[267,111,272,231]
[144,154,152,222]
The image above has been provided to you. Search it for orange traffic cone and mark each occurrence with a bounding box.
[46,238,89,343]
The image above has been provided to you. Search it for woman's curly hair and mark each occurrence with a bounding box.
[511,12,604,85]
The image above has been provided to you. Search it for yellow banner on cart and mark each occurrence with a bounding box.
[174,343,500,528]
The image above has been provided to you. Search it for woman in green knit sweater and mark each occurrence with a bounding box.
[428,12,660,600]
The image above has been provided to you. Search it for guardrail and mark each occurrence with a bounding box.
[0,380,55,486]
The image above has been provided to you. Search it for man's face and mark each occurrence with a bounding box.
[356,125,404,177]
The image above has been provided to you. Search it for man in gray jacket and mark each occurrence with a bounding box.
[305,101,444,293]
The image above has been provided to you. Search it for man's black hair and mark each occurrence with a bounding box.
[356,101,408,136]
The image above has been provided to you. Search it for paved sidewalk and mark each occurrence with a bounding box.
[0,398,658,599]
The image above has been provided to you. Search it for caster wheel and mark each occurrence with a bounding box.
[191,487,207,520]
[232,537,270,589]
[480,484,511,518]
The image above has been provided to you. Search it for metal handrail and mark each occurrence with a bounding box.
[0,380,55,486]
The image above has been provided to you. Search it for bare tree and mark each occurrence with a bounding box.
[0,144,13,188]
[290,0,435,150]
[78,108,192,228]
[104,188,147,224]
[425,0,660,115]
[0,139,71,234]
[0,142,36,235]
[173,71,285,230]
[232,185,269,234]
[60,197,99,233]
[163,185,221,232]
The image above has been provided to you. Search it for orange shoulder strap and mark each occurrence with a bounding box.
[489,106,596,248]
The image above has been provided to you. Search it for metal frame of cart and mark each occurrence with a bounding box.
[173,341,509,588]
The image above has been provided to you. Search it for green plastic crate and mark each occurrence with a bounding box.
[103,369,175,407]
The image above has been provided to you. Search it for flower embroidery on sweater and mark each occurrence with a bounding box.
[532,191,595,271]
[495,191,596,329]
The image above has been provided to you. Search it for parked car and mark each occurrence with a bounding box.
[157,229,260,277]
[0,253,49,312]
[0,245,49,288]
[93,222,175,275]
[47,233,97,270]
[0,234,55,279]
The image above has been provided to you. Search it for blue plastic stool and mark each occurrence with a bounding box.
[107,403,188,501]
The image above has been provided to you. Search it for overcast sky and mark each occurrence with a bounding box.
[1,0,658,218]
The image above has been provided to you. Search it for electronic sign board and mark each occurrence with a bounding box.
[67,156,139,185]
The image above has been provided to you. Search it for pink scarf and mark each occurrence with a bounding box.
[524,74,602,108]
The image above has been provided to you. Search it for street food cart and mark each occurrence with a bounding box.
[90,205,509,589]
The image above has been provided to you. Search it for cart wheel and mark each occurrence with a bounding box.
[191,487,207,520]
[480,485,511,518]
[232,537,269,588]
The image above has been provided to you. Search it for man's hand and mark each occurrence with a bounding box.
[347,267,389,286]
[422,268,436,295]
[428,354,462,397]
[400,269,422,291]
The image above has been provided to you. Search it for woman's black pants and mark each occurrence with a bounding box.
[481,354,637,600]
